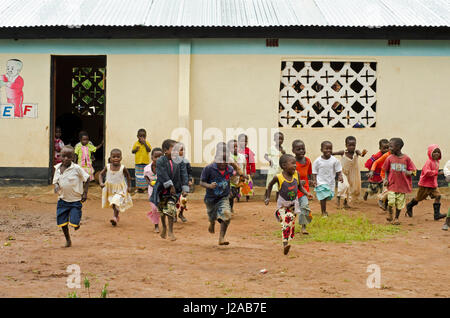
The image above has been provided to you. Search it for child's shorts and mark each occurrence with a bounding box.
[315,184,334,201]
[57,200,82,228]
[368,182,383,195]
[158,195,178,219]
[205,196,232,223]
[415,186,440,202]
[387,192,406,210]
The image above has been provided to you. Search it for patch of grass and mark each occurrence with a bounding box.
[273,212,401,244]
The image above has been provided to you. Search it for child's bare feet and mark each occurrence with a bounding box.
[301,228,309,235]
[179,213,187,223]
[363,192,369,201]
[378,200,386,211]
[321,212,328,218]
[218,239,229,245]
[65,240,72,248]
[283,244,291,255]
[154,224,160,233]
[160,226,167,239]
[208,222,215,234]
[168,233,177,241]
[110,217,117,226]
[74,225,80,231]
[391,218,400,225]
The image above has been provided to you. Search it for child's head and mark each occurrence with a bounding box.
[238,134,248,149]
[110,149,122,165]
[274,132,284,146]
[55,126,62,139]
[321,141,333,158]
[279,154,297,175]
[151,147,163,162]
[137,129,146,140]
[162,139,176,159]
[60,146,75,166]
[227,139,238,155]
[292,139,306,159]
[431,147,441,161]
[79,131,89,145]
[215,142,229,169]
[345,136,357,152]
[389,138,404,155]
[177,142,185,157]
[379,139,389,153]
[6,59,23,78]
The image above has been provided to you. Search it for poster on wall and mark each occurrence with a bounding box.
[0,59,38,119]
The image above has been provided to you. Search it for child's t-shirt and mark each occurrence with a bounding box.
[382,154,416,194]
[312,155,342,189]
[74,143,96,165]
[52,162,90,202]
[200,163,234,202]
[133,141,152,165]
[296,157,312,198]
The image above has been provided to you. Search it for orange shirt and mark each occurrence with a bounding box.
[296,157,312,198]
[371,151,390,179]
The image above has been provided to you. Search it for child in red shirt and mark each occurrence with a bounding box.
[238,134,255,201]
[382,138,417,225]
[405,144,446,220]
[292,139,313,234]
[364,139,389,201]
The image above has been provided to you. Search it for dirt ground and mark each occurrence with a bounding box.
[0,185,449,298]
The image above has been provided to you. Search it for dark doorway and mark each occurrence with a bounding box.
[50,55,106,183]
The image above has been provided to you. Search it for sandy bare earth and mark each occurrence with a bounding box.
[0,185,449,298]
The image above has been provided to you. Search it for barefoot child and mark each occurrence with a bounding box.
[174,143,191,223]
[238,133,255,201]
[150,139,189,241]
[74,131,104,181]
[132,128,152,193]
[200,142,234,245]
[369,149,391,211]
[144,147,163,232]
[265,154,313,255]
[364,139,389,201]
[99,149,133,226]
[382,138,417,225]
[405,145,446,220]
[292,140,313,234]
[312,141,344,217]
[227,139,246,212]
[334,136,367,208]
[53,146,90,247]
[264,132,286,201]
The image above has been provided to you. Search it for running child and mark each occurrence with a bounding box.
[265,154,313,255]
[144,147,163,232]
[238,133,255,201]
[405,145,446,220]
[264,132,286,201]
[292,139,313,234]
[382,138,417,225]
[174,142,191,223]
[53,146,90,247]
[74,131,104,181]
[369,148,392,211]
[200,142,234,246]
[227,139,246,212]
[312,141,344,217]
[364,139,389,201]
[150,139,189,241]
[132,128,152,193]
[99,149,133,227]
[333,136,367,209]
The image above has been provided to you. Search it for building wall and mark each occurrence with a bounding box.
[0,39,449,183]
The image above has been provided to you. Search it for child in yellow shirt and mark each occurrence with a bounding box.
[132,128,152,193]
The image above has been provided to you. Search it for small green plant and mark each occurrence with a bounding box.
[100,283,109,298]
[67,291,78,298]
[84,277,91,298]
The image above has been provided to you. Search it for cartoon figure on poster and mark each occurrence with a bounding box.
[0,59,37,119]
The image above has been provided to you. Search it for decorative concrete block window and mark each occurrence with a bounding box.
[72,67,106,116]
[279,61,377,128]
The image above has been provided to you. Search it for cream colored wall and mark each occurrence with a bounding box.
[0,54,50,167]
[190,55,450,170]
[106,55,179,168]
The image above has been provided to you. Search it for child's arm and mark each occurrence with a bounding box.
[356,149,368,157]
[143,142,151,153]
[98,167,107,187]
[264,153,273,166]
[200,181,217,189]
[332,150,345,156]
[297,180,313,199]
[95,140,104,151]
[264,175,278,205]
[179,161,190,195]
[337,171,344,183]
[123,167,132,192]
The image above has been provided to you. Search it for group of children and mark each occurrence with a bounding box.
[52,128,450,254]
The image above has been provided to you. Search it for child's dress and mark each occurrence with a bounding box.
[337,152,361,201]
[276,172,301,243]
[54,138,64,165]
[102,164,133,213]
[75,143,96,181]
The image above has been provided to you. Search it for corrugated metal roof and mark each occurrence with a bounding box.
[0,0,449,28]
